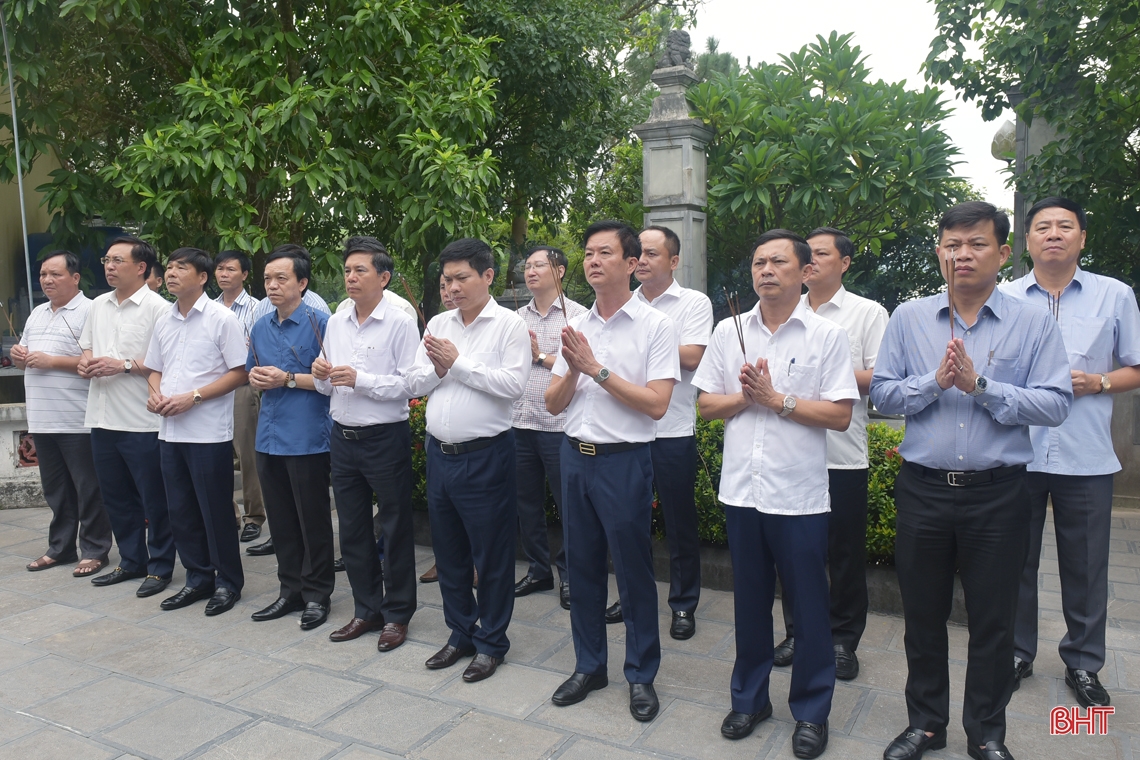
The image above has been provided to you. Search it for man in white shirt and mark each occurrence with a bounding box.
[314,236,420,650]
[214,249,265,543]
[545,220,680,723]
[694,229,858,758]
[335,287,418,321]
[405,238,530,683]
[16,250,112,577]
[774,227,889,681]
[79,236,176,597]
[145,247,249,616]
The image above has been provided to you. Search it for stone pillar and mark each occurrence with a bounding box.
[633,61,714,294]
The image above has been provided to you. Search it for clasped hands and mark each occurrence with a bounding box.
[9,344,52,370]
[558,327,601,378]
[738,359,785,412]
[146,389,195,417]
[935,338,980,392]
[423,335,459,378]
[248,365,295,391]
[77,355,128,378]
[311,357,357,388]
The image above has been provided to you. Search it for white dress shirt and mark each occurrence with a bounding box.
[20,292,91,434]
[336,289,418,322]
[79,284,169,432]
[635,280,713,438]
[315,296,419,425]
[692,301,859,515]
[144,293,248,443]
[552,295,680,444]
[800,287,889,469]
[405,298,531,443]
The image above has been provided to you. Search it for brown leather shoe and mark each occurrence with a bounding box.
[425,643,476,669]
[462,653,501,682]
[328,617,384,642]
[419,564,438,583]
[377,623,408,651]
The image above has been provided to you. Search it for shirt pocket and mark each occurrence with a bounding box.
[986,356,1027,386]
[118,324,149,357]
[1063,316,1111,372]
[771,358,820,399]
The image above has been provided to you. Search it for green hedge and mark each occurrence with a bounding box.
[409,398,904,564]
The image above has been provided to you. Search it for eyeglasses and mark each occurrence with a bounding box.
[523,262,551,271]
[100,256,130,266]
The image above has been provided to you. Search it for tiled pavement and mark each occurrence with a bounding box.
[0,505,1138,760]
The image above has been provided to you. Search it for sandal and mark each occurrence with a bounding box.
[73,558,106,577]
[27,555,68,572]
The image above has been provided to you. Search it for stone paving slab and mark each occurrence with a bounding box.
[0,504,1137,758]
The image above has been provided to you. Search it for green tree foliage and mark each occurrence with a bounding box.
[695,37,739,81]
[925,0,1140,283]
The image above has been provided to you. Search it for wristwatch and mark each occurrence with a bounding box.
[594,367,611,384]
[285,371,297,389]
[778,395,797,417]
[536,353,547,366]
[192,389,203,405]
[968,375,989,397]
[123,359,133,374]
[1100,373,1111,394]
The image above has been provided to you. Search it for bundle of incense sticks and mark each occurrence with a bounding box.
[723,288,746,357]
[0,301,19,339]
[397,273,432,336]
[547,251,569,326]
[306,310,329,362]
[944,253,957,341]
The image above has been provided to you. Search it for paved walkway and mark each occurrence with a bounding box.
[0,505,1137,760]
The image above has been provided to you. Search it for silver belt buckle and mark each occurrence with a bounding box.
[342,428,359,440]
[946,471,965,487]
[440,442,459,455]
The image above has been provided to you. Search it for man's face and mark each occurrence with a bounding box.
[439,277,454,310]
[441,259,493,311]
[215,258,247,293]
[523,250,563,295]
[635,230,677,286]
[751,239,810,302]
[263,258,306,307]
[936,220,1010,293]
[103,243,146,288]
[583,230,636,290]
[165,260,207,297]
[39,256,80,303]
[1026,207,1085,268]
[805,234,849,288]
[343,252,389,302]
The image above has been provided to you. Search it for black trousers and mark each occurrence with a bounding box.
[257,451,334,605]
[330,421,417,624]
[36,432,112,562]
[651,435,701,614]
[514,427,566,583]
[782,468,869,648]
[894,462,1029,746]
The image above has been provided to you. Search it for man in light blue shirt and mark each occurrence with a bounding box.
[1002,196,1140,709]
[870,202,1071,760]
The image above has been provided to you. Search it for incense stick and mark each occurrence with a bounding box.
[305,310,328,362]
[547,251,569,326]
[59,313,81,345]
[0,301,19,339]
[244,324,260,367]
[723,288,747,358]
[397,273,432,336]
[943,253,956,341]
[1047,291,1060,321]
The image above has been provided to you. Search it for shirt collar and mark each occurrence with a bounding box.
[125,284,151,306]
[938,285,1008,321]
[587,292,642,324]
[800,284,847,312]
[57,292,86,311]
[634,279,681,306]
[170,292,210,320]
[352,297,389,327]
[746,298,811,333]
[273,301,313,326]
[1024,266,1086,295]
[524,297,565,316]
[448,296,499,326]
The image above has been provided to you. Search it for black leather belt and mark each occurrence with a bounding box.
[566,436,647,456]
[334,422,393,441]
[905,461,1026,488]
[436,432,505,455]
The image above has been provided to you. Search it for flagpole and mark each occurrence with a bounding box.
[1,3,37,319]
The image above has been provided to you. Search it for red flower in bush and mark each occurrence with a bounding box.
[409,398,421,407]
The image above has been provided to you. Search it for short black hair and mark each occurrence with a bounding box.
[265,243,312,292]
[1026,196,1087,231]
[806,227,855,259]
[526,245,568,273]
[343,236,394,277]
[752,229,812,267]
[583,220,641,260]
[152,260,165,277]
[938,201,1011,246]
[640,225,680,258]
[168,247,215,278]
[107,234,158,279]
[215,249,252,273]
[439,238,495,275]
[41,250,80,276]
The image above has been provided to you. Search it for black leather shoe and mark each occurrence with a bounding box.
[160,585,214,611]
[883,727,947,760]
[670,610,696,640]
[773,636,794,667]
[333,557,345,572]
[792,720,827,759]
[136,575,171,598]
[835,643,859,680]
[462,653,501,682]
[1012,657,1033,691]
[299,601,329,630]
[91,566,146,586]
[721,702,773,739]
[967,741,1016,760]
[239,523,261,542]
[425,643,476,669]
[246,538,274,556]
[251,597,304,621]
[559,582,571,610]
[551,672,608,706]
[514,575,554,597]
[1066,668,1110,707]
[605,601,623,624]
[204,587,240,616]
[629,683,659,722]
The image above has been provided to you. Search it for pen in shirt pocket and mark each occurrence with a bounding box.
[788,357,795,375]
[987,350,994,367]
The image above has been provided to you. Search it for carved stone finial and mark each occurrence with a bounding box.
[656,30,694,70]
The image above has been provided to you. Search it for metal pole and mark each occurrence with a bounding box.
[0,4,36,320]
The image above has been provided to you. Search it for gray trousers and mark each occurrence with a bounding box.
[1014,471,1114,672]
[37,432,113,561]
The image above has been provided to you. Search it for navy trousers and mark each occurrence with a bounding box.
[90,428,175,578]
[650,435,701,614]
[562,439,660,683]
[514,427,567,583]
[160,440,244,593]
[426,431,517,659]
[726,505,833,723]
